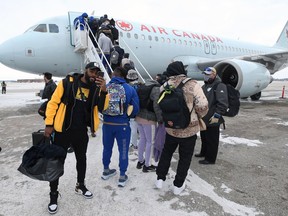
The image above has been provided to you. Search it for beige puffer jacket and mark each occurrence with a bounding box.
[160,75,209,138]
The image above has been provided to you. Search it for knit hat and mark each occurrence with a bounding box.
[126,69,138,81]
[165,61,187,77]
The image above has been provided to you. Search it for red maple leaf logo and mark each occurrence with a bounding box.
[116,20,133,31]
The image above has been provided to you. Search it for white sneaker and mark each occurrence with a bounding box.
[155,179,163,189]
[173,183,185,195]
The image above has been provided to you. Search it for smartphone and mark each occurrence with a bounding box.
[98,71,104,77]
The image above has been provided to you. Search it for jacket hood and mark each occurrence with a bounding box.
[166,61,187,77]
[110,77,127,84]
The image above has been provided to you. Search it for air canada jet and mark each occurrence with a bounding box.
[0,11,287,100]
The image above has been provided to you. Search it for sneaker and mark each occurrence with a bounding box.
[173,183,186,195]
[67,147,74,153]
[75,183,93,199]
[118,175,128,187]
[101,169,116,180]
[136,160,145,169]
[155,179,163,189]
[48,191,59,214]
[142,165,156,173]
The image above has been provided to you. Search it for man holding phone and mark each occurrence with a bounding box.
[44,62,109,214]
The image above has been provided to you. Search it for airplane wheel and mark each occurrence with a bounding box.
[250,92,261,101]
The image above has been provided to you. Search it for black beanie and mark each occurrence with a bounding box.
[165,61,186,77]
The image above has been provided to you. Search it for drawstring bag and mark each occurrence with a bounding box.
[18,138,66,182]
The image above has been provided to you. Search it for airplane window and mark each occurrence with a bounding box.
[134,34,138,39]
[178,39,182,45]
[49,24,59,33]
[34,24,47,33]
[127,33,131,38]
[148,35,152,41]
[189,41,193,46]
[194,41,197,47]
[221,45,224,50]
[167,38,171,43]
[155,36,158,41]
[198,42,202,47]
[184,40,187,45]
[232,47,235,52]
[141,34,145,40]
[173,39,176,44]
[24,25,37,33]
[120,32,123,37]
[161,37,165,42]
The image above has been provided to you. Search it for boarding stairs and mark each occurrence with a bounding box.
[73,21,111,82]
[73,19,153,83]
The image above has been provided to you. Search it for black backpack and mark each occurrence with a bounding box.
[213,83,240,117]
[158,78,192,129]
[225,84,240,117]
[137,83,160,112]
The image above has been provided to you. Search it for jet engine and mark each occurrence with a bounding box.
[214,59,272,100]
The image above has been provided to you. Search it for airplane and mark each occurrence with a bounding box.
[0,11,287,100]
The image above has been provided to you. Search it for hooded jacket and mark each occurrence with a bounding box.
[160,75,209,138]
[98,32,113,54]
[45,74,109,132]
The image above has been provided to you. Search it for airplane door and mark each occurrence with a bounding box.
[203,39,210,54]
[68,12,83,46]
[211,41,217,55]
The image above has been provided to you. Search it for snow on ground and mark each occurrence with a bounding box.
[0,82,265,216]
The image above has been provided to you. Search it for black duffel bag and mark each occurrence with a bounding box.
[18,138,66,182]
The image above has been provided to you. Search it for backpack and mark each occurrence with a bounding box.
[102,83,126,116]
[110,48,119,64]
[137,83,160,112]
[225,84,240,117]
[158,78,192,129]
[213,83,240,117]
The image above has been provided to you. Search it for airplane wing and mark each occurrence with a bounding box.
[196,51,288,74]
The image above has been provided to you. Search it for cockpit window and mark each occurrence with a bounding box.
[49,24,59,33]
[34,24,47,32]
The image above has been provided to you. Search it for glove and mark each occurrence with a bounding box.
[209,113,221,124]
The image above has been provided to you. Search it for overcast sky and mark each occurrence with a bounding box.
[0,0,288,80]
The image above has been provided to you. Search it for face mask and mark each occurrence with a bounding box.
[203,74,211,82]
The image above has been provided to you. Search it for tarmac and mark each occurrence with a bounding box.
[0,81,288,216]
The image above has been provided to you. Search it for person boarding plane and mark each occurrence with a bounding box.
[0,11,287,100]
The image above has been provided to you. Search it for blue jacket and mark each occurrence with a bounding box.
[103,77,139,124]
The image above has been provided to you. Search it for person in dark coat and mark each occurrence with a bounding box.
[110,40,125,70]
[195,67,229,165]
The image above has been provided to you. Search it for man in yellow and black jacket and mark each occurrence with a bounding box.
[44,62,109,214]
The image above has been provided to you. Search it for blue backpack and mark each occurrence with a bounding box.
[103,83,126,116]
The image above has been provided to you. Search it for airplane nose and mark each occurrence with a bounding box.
[0,39,16,68]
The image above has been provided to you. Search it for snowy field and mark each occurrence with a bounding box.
[0,81,288,216]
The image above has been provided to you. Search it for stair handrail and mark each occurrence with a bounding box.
[119,37,153,80]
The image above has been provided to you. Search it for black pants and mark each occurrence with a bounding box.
[49,128,88,192]
[199,125,220,163]
[156,133,197,187]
